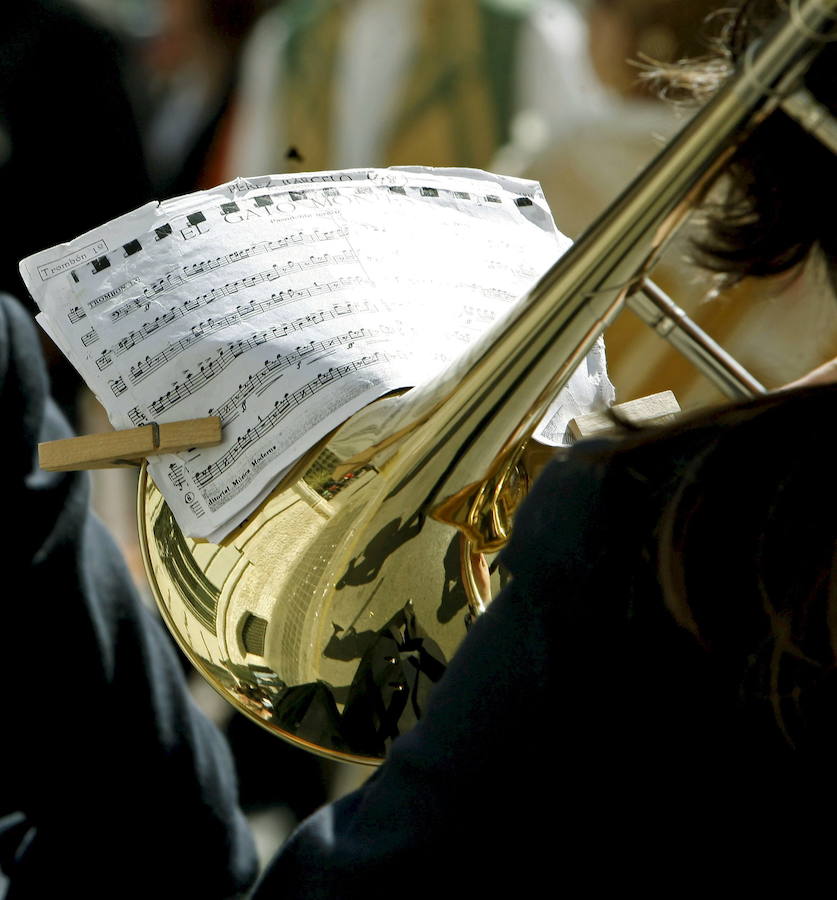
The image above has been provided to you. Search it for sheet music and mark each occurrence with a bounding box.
[20,167,613,541]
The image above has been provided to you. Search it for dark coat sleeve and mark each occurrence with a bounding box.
[251,449,621,899]
[0,294,258,898]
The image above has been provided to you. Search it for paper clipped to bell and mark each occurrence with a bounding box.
[20,167,614,542]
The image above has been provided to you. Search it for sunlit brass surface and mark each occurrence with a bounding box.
[139,0,837,763]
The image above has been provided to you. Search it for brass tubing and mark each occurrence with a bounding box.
[397,0,834,510]
[629,280,768,401]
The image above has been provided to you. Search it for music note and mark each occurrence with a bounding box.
[128,406,148,427]
[167,462,186,489]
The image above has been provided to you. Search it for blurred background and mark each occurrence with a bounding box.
[6,0,837,872]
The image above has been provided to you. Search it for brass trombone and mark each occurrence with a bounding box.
[138,0,837,764]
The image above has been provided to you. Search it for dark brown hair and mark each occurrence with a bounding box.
[593,383,837,748]
[650,0,837,290]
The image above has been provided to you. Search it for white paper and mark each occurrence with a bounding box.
[21,167,613,540]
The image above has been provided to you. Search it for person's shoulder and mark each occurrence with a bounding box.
[504,386,837,585]
[610,384,837,482]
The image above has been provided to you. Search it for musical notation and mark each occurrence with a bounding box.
[391,274,518,305]
[207,329,372,425]
[147,326,373,419]
[167,462,186,489]
[461,304,499,324]
[126,311,239,384]
[235,275,365,322]
[127,406,148,427]
[138,226,352,302]
[195,353,385,495]
[20,166,574,542]
[127,300,374,386]
[105,275,365,365]
[96,348,112,371]
[110,296,150,322]
[182,227,350,278]
[111,249,359,324]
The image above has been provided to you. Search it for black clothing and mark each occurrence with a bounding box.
[0,1,151,305]
[0,293,258,898]
[0,1,152,421]
[254,385,837,896]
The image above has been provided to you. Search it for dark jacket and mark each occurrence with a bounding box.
[0,292,258,898]
[254,382,837,896]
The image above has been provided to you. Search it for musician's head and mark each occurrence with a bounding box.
[654,0,837,292]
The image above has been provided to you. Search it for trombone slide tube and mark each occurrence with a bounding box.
[397,0,833,508]
[629,282,767,401]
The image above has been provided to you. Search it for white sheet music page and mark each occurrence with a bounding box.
[20,167,613,540]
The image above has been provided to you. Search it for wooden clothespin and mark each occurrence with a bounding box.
[38,416,222,472]
[568,391,681,441]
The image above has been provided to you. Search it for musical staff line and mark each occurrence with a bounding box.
[101,275,365,369]
[167,462,186,489]
[138,225,351,303]
[110,247,358,324]
[213,330,372,424]
[195,352,387,496]
[128,299,375,386]
[391,274,518,304]
[128,406,148,426]
[461,304,500,324]
[147,326,374,419]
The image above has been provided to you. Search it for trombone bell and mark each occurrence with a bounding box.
[138,0,837,763]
